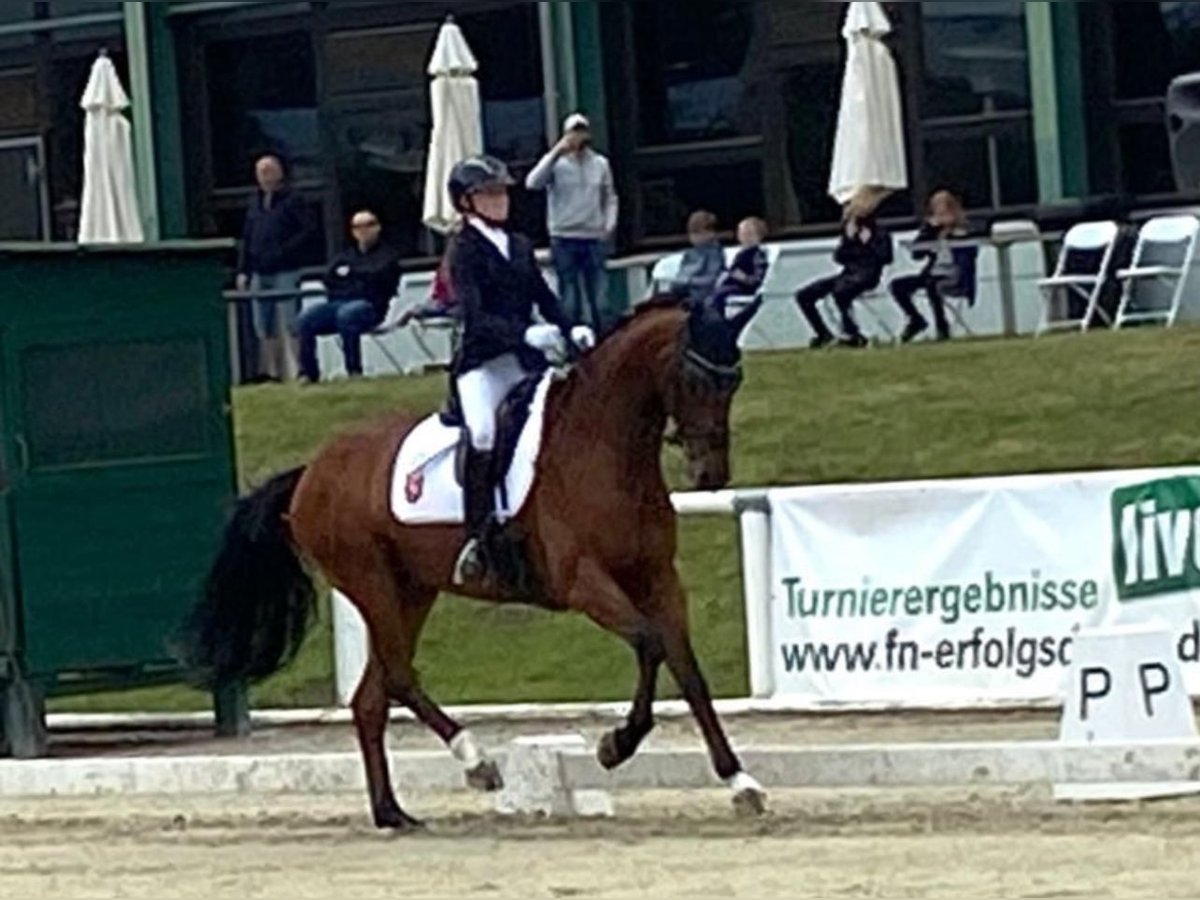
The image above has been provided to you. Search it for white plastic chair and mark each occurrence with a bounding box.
[1036,220,1121,336]
[647,251,685,297]
[1113,214,1200,329]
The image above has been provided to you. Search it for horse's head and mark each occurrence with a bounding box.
[665,300,759,491]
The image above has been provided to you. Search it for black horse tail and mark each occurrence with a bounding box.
[179,467,316,689]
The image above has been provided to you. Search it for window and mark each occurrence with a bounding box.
[782,63,843,227]
[0,3,34,22]
[1103,2,1200,197]
[459,6,545,164]
[1114,1,1200,101]
[638,160,764,239]
[205,31,319,188]
[22,338,210,470]
[631,0,756,147]
[918,2,1036,210]
[0,67,37,132]
[921,1,1030,117]
[325,4,547,257]
[45,1,123,16]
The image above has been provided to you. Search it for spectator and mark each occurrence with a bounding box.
[525,112,619,332]
[891,190,970,343]
[710,216,770,315]
[296,209,401,383]
[236,154,314,382]
[668,210,725,304]
[397,241,461,327]
[793,186,893,349]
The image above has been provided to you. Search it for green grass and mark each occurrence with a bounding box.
[50,327,1200,713]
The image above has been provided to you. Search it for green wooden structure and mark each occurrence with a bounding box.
[0,240,245,757]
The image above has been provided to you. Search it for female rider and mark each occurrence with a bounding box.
[446,155,594,585]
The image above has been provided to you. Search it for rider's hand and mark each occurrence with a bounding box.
[236,273,249,292]
[570,325,597,351]
[524,323,565,353]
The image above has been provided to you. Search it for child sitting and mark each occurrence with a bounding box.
[668,210,725,304]
[710,216,770,315]
[891,189,970,343]
[794,187,893,349]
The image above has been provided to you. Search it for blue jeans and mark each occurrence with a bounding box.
[297,299,383,381]
[250,271,301,339]
[551,237,608,330]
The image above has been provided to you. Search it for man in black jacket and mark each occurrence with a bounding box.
[296,209,401,383]
[236,154,315,381]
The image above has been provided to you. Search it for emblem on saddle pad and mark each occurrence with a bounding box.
[404,469,425,504]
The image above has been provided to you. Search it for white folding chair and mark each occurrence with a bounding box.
[1036,221,1120,335]
[1113,214,1200,329]
[647,251,684,298]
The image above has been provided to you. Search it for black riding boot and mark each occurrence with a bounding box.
[453,448,496,585]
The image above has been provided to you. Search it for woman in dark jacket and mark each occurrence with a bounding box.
[794,189,893,349]
[446,155,594,585]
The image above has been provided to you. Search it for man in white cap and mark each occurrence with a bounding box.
[525,112,619,332]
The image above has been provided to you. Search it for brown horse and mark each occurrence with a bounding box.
[181,296,765,830]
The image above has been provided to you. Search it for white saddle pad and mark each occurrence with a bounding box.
[390,371,556,526]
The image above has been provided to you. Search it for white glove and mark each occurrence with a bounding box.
[524,323,564,353]
[570,325,597,351]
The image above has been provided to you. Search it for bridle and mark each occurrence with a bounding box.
[681,346,743,393]
[668,344,743,450]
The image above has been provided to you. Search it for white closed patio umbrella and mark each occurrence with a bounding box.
[78,50,144,244]
[422,17,484,234]
[828,1,908,206]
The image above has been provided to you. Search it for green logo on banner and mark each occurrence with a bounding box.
[1113,476,1200,601]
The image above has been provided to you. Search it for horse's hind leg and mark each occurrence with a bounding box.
[351,653,423,830]
[359,577,504,800]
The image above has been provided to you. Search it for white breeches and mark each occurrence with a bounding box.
[457,353,530,451]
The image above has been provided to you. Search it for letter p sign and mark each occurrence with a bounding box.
[1079,666,1111,722]
[1060,624,1198,747]
[1138,662,1171,717]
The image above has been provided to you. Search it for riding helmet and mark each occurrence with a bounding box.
[448,155,515,211]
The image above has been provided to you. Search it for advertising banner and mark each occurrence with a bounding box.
[767,468,1200,707]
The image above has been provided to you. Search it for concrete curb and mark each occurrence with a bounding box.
[4,739,1196,801]
[0,750,477,799]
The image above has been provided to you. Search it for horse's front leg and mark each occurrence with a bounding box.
[597,636,664,770]
[653,572,768,817]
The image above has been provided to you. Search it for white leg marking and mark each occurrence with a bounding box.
[449,729,484,769]
[724,771,764,795]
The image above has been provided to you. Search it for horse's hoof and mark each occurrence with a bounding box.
[596,731,625,771]
[732,785,768,818]
[727,772,768,818]
[375,809,426,832]
[465,758,504,793]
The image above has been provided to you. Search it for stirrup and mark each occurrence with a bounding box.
[453,537,487,586]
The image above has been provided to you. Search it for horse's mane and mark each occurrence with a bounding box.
[597,295,688,345]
